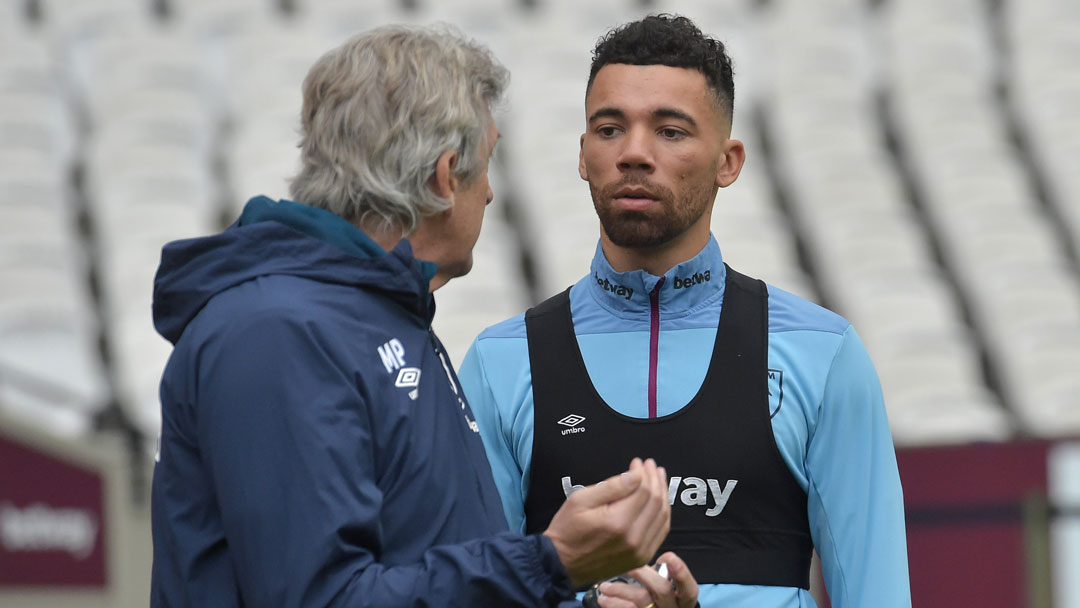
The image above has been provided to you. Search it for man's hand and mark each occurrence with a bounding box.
[593,552,700,608]
[543,458,671,588]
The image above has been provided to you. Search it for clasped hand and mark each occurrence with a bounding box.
[542,458,699,607]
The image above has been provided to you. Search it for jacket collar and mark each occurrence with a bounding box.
[238,196,438,281]
[586,235,727,318]
[153,197,440,344]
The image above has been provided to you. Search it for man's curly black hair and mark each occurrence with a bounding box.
[588,14,735,122]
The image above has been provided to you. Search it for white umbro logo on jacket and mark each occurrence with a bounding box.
[378,338,421,400]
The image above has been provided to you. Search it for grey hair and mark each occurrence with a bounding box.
[289,24,508,233]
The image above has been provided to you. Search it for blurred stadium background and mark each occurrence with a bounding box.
[0,0,1077,605]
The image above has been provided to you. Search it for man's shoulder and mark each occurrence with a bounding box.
[187,275,413,350]
[473,279,584,343]
[766,282,850,336]
[475,312,528,341]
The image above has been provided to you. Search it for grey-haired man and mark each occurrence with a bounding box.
[150,25,689,607]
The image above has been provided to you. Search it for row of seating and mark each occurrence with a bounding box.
[1,0,1077,445]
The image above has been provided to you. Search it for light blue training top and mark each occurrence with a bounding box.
[457,236,911,608]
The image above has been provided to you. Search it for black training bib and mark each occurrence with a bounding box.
[524,265,812,588]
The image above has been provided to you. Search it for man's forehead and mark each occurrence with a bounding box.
[585,63,725,125]
[590,62,706,86]
[588,64,708,101]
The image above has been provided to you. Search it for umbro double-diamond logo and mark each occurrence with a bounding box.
[557,414,586,436]
[378,338,421,400]
[395,367,421,401]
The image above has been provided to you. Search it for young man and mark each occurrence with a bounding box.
[459,15,912,608]
[149,25,688,607]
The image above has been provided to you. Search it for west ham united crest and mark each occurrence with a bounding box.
[768,368,784,418]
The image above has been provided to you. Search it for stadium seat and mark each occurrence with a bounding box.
[38,0,155,46]
[217,22,328,119]
[67,30,222,130]
[168,0,285,38]
[886,385,1012,446]
[84,143,217,223]
[1007,326,1080,437]
[0,31,63,96]
[298,0,416,39]
[0,239,109,437]
[0,170,77,249]
[0,91,78,173]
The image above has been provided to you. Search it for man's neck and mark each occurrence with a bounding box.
[355,219,404,253]
[355,219,453,293]
[599,228,710,277]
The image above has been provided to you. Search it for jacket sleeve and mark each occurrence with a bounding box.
[805,326,912,607]
[195,311,577,607]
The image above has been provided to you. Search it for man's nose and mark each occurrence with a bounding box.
[616,129,654,172]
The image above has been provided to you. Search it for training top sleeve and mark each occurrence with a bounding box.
[196,312,574,607]
[804,326,912,607]
[458,336,534,533]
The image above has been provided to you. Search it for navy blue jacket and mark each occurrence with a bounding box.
[150,197,576,607]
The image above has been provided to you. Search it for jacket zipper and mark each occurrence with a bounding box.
[430,328,479,433]
[648,277,665,418]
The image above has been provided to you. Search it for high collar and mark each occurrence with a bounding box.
[237,196,438,281]
[153,196,438,344]
[585,236,727,319]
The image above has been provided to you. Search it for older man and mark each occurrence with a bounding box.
[149,25,682,607]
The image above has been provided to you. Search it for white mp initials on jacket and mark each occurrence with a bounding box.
[561,475,738,517]
[378,338,407,372]
[378,338,421,400]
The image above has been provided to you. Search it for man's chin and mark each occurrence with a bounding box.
[602,227,674,250]
[449,257,474,280]
[428,257,473,292]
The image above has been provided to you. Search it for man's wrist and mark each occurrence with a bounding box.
[535,533,577,600]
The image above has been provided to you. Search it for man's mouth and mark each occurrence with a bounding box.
[612,186,659,210]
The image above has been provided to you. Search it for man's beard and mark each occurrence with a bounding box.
[590,177,713,249]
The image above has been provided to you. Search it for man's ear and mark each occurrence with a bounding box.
[431,149,460,201]
[715,138,746,188]
[578,133,588,181]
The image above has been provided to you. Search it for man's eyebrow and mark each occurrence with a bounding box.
[587,106,698,128]
[654,107,697,127]
[587,107,626,123]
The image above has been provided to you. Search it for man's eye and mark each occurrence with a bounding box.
[660,128,685,139]
[597,126,619,137]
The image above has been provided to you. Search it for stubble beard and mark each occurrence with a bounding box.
[590,177,713,249]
